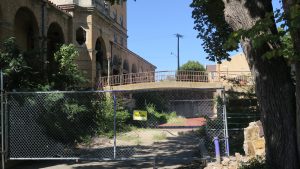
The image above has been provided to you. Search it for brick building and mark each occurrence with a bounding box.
[0,0,156,88]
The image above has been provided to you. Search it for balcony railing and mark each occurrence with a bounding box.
[97,70,254,88]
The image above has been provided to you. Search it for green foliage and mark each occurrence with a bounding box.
[0,37,27,74]
[39,93,131,144]
[0,38,87,91]
[239,157,267,169]
[190,0,234,63]
[53,44,87,90]
[190,0,298,62]
[0,37,43,90]
[133,92,168,112]
[93,95,131,138]
[146,103,168,124]
[226,87,260,155]
[179,60,205,71]
[38,93,94,144]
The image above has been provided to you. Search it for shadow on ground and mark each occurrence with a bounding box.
[10,130,207,169]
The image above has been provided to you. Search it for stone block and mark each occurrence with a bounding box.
[253,138,265,149]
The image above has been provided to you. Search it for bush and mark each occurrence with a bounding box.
[38,93,131,144]
[239,157,266,169]
[146,103,167,124]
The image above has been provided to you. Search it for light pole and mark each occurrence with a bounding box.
[175,33,183,70]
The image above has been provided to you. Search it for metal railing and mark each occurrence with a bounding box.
[97,70,254,87]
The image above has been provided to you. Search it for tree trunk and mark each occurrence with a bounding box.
[223,0,299,168]
[282,0,300,162]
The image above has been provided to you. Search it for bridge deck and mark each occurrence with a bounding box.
[104,81,224,91]
[99,70,253,91]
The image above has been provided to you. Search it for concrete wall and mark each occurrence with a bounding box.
[218,53,250,72]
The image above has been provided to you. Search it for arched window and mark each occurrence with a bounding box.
[76,27,86,45]
[14,7,39,51]
[95,38,107,77]
[47,22,65,76]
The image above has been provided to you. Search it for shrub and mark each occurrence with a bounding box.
[38,93,131,144]
[146,103,167,124]
[239,157,266,169]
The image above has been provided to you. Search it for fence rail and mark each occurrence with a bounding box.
[97,70,253,87]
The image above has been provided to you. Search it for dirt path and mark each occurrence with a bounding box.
[10,128,206,169]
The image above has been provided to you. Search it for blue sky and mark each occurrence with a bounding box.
[127,0,282,71]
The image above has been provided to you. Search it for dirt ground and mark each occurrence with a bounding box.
[10,128,207,169]
[10,158,206,169]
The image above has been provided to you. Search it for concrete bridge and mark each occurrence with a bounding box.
[97,70,253,91]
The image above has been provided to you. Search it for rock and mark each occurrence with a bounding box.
[235,153,241,162]
[243,121,265,156]
[222,157,230,166]
[204,121,265,169]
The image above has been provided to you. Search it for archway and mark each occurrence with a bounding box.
[47,22,65,76]
[76,27,86,45]
[95,38,107,78]
[131,64,138,83]
[112,55,121,75]
[123,59,129,74]
[14,7,39,51]
[132,64,137,73]
[0,6,3,40]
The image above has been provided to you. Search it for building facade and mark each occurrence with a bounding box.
[0,0,156,87]
[206,53,252,84]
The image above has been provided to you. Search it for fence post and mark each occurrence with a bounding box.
[222,89,230,156]
[113,93,117,160]
[213,137,221,163]
[1,69,5,169]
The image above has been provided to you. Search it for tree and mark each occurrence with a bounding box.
[180,60,205,71]
[52,44,87,90]
[191,0,299,168]
[281,0,300,161]
[0,37,43,90]
[0,38,86,91]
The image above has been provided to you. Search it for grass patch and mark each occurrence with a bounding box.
[166,117,186,125]
[152,133,167,141]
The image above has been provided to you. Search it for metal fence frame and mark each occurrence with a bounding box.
[0,81,229,167]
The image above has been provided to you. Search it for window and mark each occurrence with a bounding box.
[120,36,124,46]
[76,27,86,45]
[114,33,117,43]
[112,10,117,21]
[120,15,123,27]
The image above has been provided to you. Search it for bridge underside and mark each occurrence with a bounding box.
[104,81,224,91]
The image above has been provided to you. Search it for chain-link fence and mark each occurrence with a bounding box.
[3,89,228,161]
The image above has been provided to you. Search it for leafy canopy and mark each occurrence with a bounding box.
[190,0,235,63]
[53,44,87,90]
[190,0,298,62]
[180,60,205,71]
[0,38,86,91]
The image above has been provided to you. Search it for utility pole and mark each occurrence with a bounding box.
[175,33,183,70]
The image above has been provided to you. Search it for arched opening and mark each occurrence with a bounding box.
[14,7,39,51]
[112,55,121,75]
[95,38,107,78]
[47,22,65,77]
[76,27,86,45]
[132,64,137,73]
[123,59,129,74]
[0,6,3,40]
[132,64,138,83]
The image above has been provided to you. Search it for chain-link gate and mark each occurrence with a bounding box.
[3,88,229,165]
